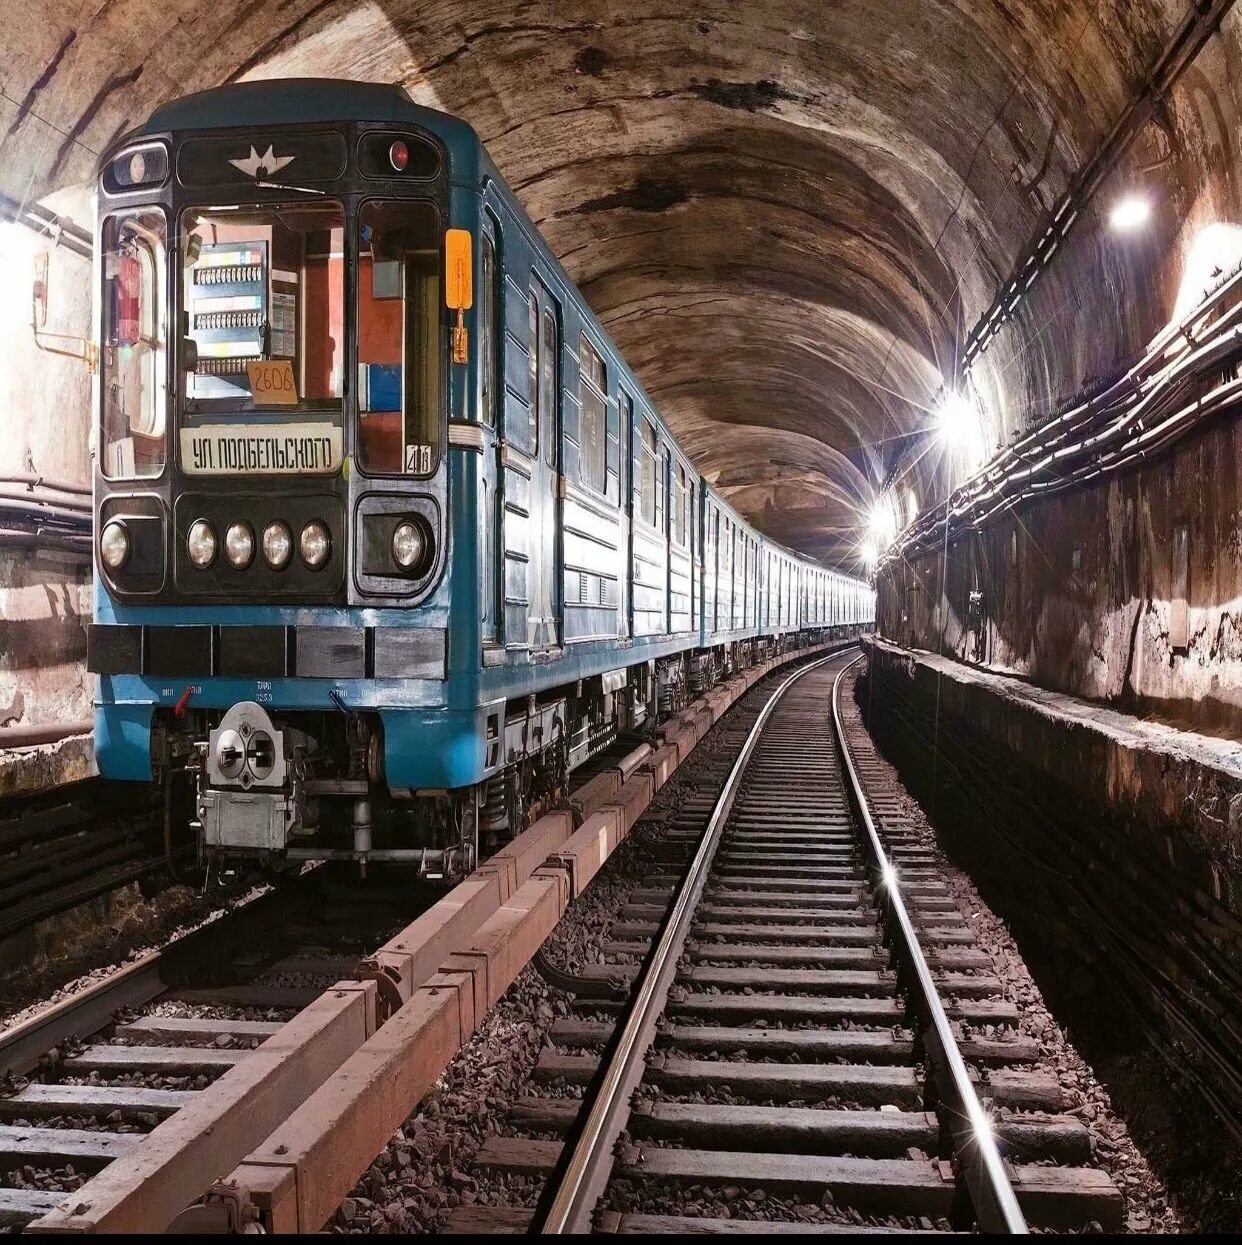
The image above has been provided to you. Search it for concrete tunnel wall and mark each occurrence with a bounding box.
[870,8,1242,741]
[877,413,1242,739]
[0,193,93,738]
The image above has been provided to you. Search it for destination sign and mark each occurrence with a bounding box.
[180,423,343,475]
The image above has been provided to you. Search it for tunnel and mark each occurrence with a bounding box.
[0,0,1239,1235]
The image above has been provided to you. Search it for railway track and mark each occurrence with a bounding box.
[450,651,1124,1234]
[0,639,952,1233]
[0,868,431,1230]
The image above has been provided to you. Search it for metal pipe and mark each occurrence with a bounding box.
[0,720,92,748]
[0,528,91,557]
[0,491,90,520]
[0,496,91,525]
[0,191,92,259]
[886,294,1242,565]
[0,474,91,498]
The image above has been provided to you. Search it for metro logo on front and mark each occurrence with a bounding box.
[227,145,296,179]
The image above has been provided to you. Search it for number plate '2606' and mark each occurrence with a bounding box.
[246,359,299,405]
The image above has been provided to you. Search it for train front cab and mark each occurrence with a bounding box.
[90,85,504,878]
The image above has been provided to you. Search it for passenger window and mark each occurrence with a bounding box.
[481,229,499,428]
[640,418,658,527]
[672,464,687,547]
[527,293,539,452]
[620,390,634,501]
[579,335,607,493]
[656,446,667,534]
[541,308,557,468]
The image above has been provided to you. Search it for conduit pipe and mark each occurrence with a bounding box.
[0,474,91,498]
[0,720,93,749]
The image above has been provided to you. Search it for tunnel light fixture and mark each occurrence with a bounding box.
[868,498,895,542]
[1110,194,1151,232]
[935,391,976,445]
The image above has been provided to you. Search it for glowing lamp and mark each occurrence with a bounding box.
[936,391,976,445]
[1110,195,1151,232]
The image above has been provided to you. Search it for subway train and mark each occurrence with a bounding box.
[88,79,874,880]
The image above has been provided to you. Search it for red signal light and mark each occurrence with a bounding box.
[388,140,409,172]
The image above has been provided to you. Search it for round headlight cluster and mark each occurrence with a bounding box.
[225,522,254,569]
[186,518,330,571]
[99,520,131,572]
[391,520,426,571]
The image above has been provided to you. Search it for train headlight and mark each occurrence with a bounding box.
[391,520,426,571]
[262,521,293,570]
[99,520,131,572]
[187,519,217,569]
[300,519,331,569]
[224,522,255,569]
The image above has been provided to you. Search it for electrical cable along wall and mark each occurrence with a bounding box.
[876,259,1242,733]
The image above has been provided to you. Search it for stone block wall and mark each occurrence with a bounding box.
[859,636,1242,1136]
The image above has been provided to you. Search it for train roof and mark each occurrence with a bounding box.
[132,78,476,145]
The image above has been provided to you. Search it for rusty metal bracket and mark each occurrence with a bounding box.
[356,957,405,1023]
[166,1179,261,1233]
[532,947,627,999]
[540,852,579,898]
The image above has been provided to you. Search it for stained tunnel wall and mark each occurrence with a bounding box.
[0,202,92,738]
[877,410,1242,739]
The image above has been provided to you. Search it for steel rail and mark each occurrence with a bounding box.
[537,650,845,1234]
[0,883,284,1080]
[832,652,1028,1234]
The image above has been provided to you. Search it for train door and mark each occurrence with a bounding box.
[527,276,561,650]
[480,217,501,651]
[620,389,634,638]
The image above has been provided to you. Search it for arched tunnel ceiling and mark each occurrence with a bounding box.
[1,0,1184,569]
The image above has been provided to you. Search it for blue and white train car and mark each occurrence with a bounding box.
[89,79,874,879]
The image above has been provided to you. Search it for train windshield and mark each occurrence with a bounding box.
[178,201,345,476]
[355,200,442,477]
